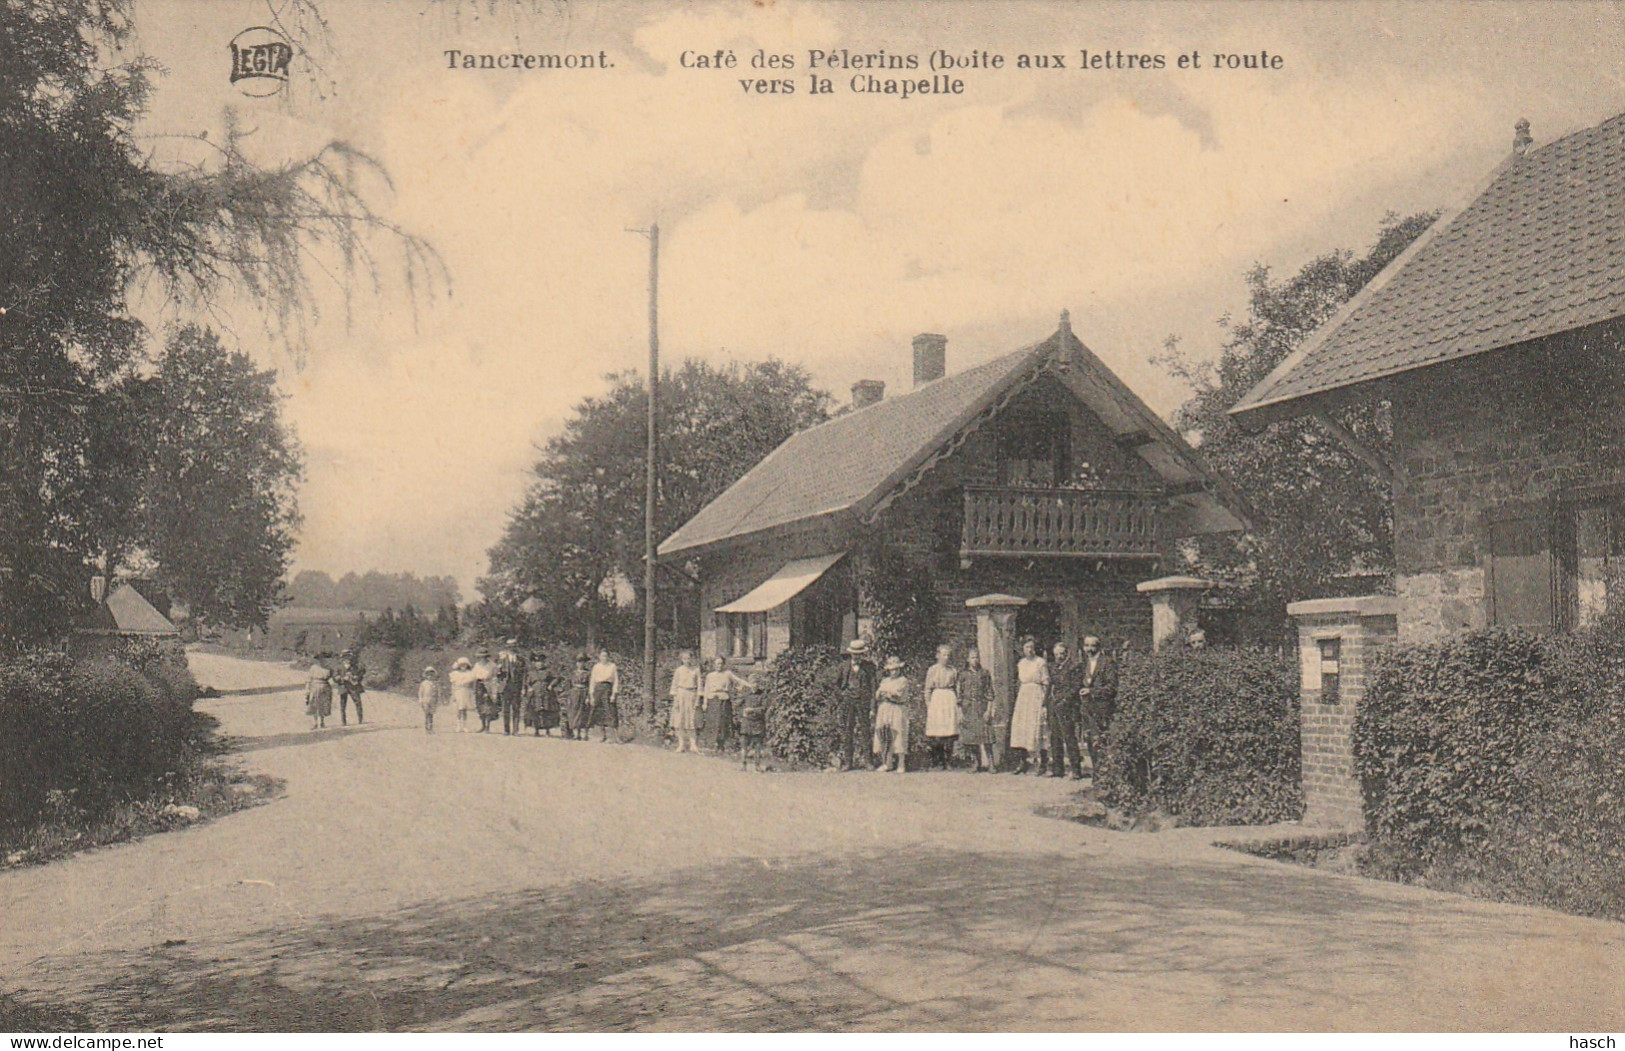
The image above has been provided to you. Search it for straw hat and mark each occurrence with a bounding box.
[883,655,905,672]
[846,639,869,655]
[453,657,472,670]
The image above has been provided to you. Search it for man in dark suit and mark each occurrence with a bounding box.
[496,638,528,735]
[831,639,878,771]
[1078,635,1118,778]
[1047,640,1085,780]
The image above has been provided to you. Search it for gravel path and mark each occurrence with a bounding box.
[1,651,1621,1031]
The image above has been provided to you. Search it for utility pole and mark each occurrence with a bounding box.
[643,223,660,719]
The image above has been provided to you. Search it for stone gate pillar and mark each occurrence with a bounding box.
[1285,595,1401,829]
[1135,575,1213,652]
[966,593,1027,762]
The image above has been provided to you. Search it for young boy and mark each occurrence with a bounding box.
[737,693,767,772]
[417,666,439,733]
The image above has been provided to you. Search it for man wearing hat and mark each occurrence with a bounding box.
[496,637,528,735]
[830,638,878,770]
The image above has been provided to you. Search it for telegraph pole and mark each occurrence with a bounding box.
[643,223,660,719]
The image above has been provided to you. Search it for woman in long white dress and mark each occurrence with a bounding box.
[668,650,702,753]
[1007,636,1048,774]
[922,644,959,770]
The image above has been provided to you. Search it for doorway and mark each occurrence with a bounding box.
[1015,600,1064,654]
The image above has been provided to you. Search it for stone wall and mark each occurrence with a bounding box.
[1390,324,1625,641]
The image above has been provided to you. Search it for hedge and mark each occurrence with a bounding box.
[0,643,203,844]
[1356,627,1625,918]
[1098,647,1302,826]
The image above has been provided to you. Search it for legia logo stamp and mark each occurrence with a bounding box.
[228,26,293,97]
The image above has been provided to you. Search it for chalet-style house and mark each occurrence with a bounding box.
[1232,113,1625,641]
[659,316,1250,666]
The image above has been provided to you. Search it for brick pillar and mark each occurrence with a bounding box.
[966,593,1027,764]
[1135,575,1213,652]
[1285,595,1401,829]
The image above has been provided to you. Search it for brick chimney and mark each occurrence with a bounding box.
[851,379,885,409]
[913,333,947,387]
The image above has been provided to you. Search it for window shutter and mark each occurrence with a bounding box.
[1485,505,1555,630]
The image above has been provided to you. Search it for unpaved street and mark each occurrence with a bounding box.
[1,651,1622,1031]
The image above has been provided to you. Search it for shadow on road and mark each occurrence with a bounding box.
[0,846,1571,1032]
[227,725,394,754]
[212,685,301,699]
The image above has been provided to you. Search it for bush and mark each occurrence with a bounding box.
[1356,626,1625,919]
[759,644,844,766]
[0,648,204,845]
[1098,647,1301,826]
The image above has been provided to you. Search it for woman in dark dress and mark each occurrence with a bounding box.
[565,652,592,739]
[957,647,995,771]
[525,653,562,737]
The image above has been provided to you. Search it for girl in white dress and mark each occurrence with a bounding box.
[1008,636,1049,774]
[448,657,478,733]
[922,644,959,770]
[872,656,912,774]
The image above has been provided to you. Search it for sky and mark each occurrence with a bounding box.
[124,0,1625,601]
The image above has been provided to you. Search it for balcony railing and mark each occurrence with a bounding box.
[960,486,1163,559]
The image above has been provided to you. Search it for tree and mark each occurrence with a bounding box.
[1157,212,1438,626]
[483,358,830,647]
[0,0,436,643]
[133,326,302,629]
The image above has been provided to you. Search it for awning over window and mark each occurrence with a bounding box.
[714,552,847,614]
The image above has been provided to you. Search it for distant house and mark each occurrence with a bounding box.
[262,607,377,653]
[72,577,180,658]
[1232,113,1625,641]
[660,317,1251,666]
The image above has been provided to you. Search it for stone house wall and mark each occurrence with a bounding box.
[1390,323,1625,641]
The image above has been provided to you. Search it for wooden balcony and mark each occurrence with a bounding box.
[960,486,1163,559]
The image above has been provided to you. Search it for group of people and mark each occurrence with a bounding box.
[825,635,1117,776]
[302,632,1119,779]
[416,642,628,740]
[303,648,367,730]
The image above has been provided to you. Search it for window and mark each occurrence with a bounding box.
[1486,489,1625,632]
[997,412,1070,488]
[725,611,767,660]
[1485,505,1555,630]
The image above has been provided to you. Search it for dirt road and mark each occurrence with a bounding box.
[1,651,1621,1031]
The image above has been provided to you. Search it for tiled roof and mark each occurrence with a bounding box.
[84,583,178,635]
[1232,112,1625,422]
[661,323,1252,557]
[659,342,1046,556]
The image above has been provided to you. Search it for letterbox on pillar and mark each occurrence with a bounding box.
[1285,595,1400,829]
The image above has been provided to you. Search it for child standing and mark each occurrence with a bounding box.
[737,691,767,772]
[873,656,912,774]
[417,666,440,733]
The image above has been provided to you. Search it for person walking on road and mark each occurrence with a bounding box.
[496,639,527,736]
[589,649,621,741]
[831,639,877,770]
[304,661,333,731]
[1078,635,1119,778]
[873,655,912,774]
[417,666,440,733]
[702,656,753,755]
[448,657,479,733]
[923,644,959,770]
[668,650,703,754]
[1008,637,1048,774]
[957,648,994,772]
[334,647,365,726]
